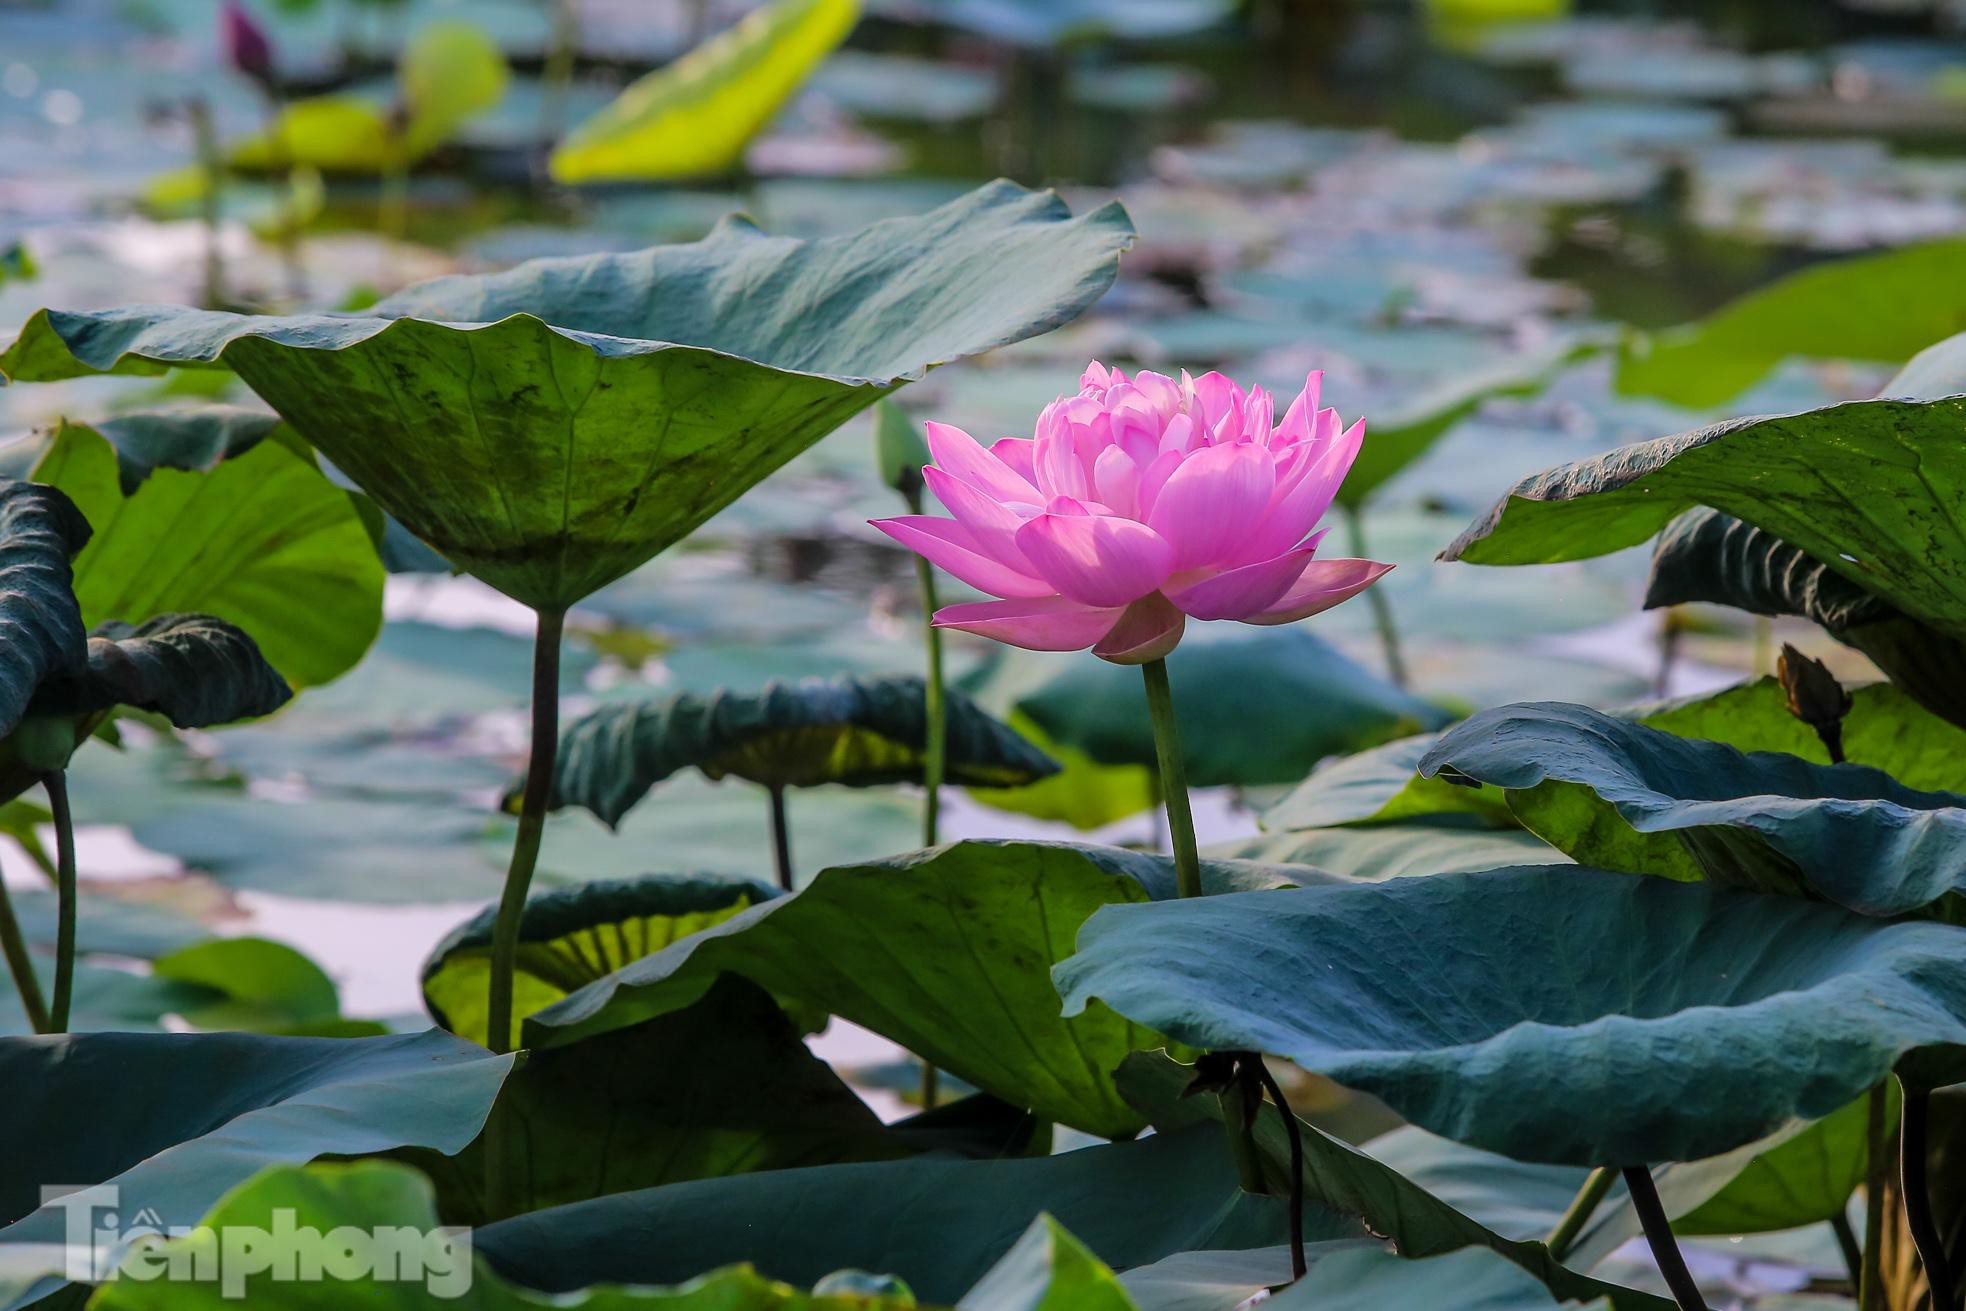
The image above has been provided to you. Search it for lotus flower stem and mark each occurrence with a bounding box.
[486,607,565,1056]
[1829,1210,1863,1293]
[1900,1082,1957,1309]
[1252,1059,1308,1280]
[43,770,75,1034]
[1622,1166,1707,1311]
[1545,1166,1615,1261]
[1140,659,1200,899]
[767,784,795,892]
[0,879,48,1034]
[1341,505,1407,689]
[1863,1082,1890,1311]
[916,555,947,849]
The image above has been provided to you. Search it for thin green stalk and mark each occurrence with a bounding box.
[1140,658,1200,899]
[1900,1080,1957,1310]
[1864,1082,1890,1311]
[0,879,48,1034]
[1622,1166,1708,1311]
[916,555,946,848]
[768,784,794,892]
[187,96,226,308]
[1253,1058,1307,1280]
[486,607,564,1056]
[1546,1166,1615,1261]
[1830,1209,1864,1295]
[1342,504,1407,688]
[44,770,74,1034]
[537,0,579,155]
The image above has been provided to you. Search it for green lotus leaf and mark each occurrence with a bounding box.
[898,0,1236,47]
[474,1123,1319,1302]
[1261,733,1515,832]
[1615,237,1966,408]
[525,840,1317,1137]
[422,873,779,1047]
[1208,820,1567,880]
[34,415,383,690]
[30,614,291,730]
[1114,1053,1667,1311]
[1646,507,1966,729]
[961,711,1157,830]
[550,0,861,184]
[963,628,1450,788]
[1669,1088,1881,1238]
[90,1160,923,1310]
[1056,866,1966,1165]
[0,481,90,740]
[1,182,1135,610]
[0,1029,512,1287]
[538,676,1058,827]
[1112,1247,1297,1311]
[1443,337,1966,641]
[1417,700,1966,917]
[409,975,928,1224]
[146,936,383,1037]
[960,1215,1138,1311]
[1270,1247,1613,1311]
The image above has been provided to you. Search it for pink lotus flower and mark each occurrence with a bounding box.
[872,363,1392,664]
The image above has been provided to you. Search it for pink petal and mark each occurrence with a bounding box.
[871,516,1054,599]
[1246,558,1394,625]
[1275,372,1323,445]
[924,465,1039,567]
[990,436,1038,485]
[926,422,1039,504]
[1240,417,1364,561]
[933,595,1121,652]
[1092,445,1142,518]
[1145,441,1277,570]
[1015,510,1175,608]
[1166,537,1326,621]
[1092,592,1186,664]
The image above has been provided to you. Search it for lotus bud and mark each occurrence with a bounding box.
[221,1,277,90]
[874,400,930,510]
[1776,642,1852,763]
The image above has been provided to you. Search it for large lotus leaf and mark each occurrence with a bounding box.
[961,712,1157,830]
[1671,1089,1879,1238]
[1270,1247,1612,1311]
[1261,734,1515,832]
[1417,700,1966,917]
[30,614,291,730]
[0,481,90,740]
[409,975,917,1225]
[32,417,383,689]
[1114,1053,1666,1311]
[524,840,1315,1137]
[89,1161,923,1310]
[421,874,779,1047]
[148,936,358,1035]
[1,183,1134,610]
[1113,1247,1297,1311]
[550,0,860,183]
[0,1029,511,1289]
[1207,820,1568,880]
[1442,340,1966,641]
[1646,507,1966,729]
[475,1123,1321,1302]
[1056,866,1966,1166]
[540,676,1058,826]
[1615,237,1966,408]
[962,628,1450,788]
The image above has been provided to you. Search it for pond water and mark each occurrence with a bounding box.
[0,0,1958,1295]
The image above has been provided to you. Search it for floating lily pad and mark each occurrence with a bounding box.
[1057,865,1966,1165]
[876,0,1237,47]
[539,675,1058,827]
[525,840,1313,1137]
[1444,337,1966,642]
[550,0,861,183]
[32,415,384,690]
[2,183,1134,610]
[421,874,779,1047]
[1417,700,1966,917]
[963,628,1450,789]
[475,1123,1313,1302]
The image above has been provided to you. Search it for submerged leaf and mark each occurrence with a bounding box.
[551,0,861,183]
[1,183,1134,609]
[1057,866,1966,1165]
[540,675,1058,827]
